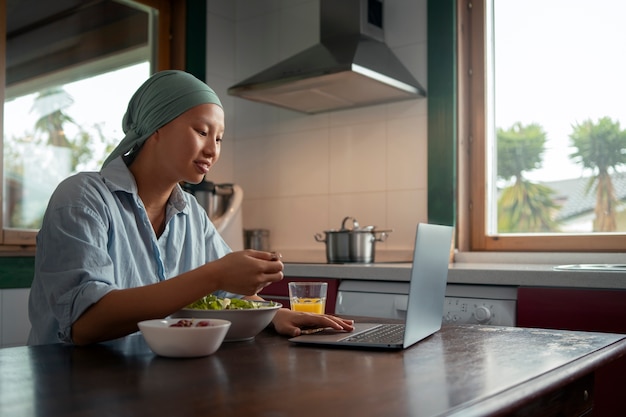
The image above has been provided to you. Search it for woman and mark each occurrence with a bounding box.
[28,70,353,345]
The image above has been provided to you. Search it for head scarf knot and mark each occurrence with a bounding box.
[102,70,222,168]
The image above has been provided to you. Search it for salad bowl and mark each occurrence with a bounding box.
[172,296,282,341]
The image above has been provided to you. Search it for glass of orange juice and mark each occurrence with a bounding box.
[288,282,327,314]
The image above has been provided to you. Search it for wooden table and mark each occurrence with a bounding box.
[1,324,625,417]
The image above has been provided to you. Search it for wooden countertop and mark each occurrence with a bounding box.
[1,323,625,416]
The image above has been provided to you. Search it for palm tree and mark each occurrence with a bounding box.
[497,180,560,232]
[31,87,75,148]
[569,117,626,232]
[6,87,108,229]
[497,122,560,232]
[30,87,104,172]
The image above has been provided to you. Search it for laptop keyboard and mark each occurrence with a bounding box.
[343,324,405,344]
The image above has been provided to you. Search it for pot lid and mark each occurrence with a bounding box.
[321,216,391,233]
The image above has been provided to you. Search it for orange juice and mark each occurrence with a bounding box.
[290,297,325,314]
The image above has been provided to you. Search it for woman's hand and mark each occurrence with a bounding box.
[210,250,284,296]
[71,250,283,346]
[270,308,355,337]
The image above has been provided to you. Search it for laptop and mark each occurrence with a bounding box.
[289,223,453,350]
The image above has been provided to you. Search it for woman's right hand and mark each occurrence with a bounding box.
[71,250,283,346]
[209,250,284,296]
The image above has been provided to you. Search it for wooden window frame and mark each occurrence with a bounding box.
[459,0,625,252]
[0,0,185,250]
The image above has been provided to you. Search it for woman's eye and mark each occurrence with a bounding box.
[197,130,207,137]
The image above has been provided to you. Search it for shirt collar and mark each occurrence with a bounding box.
[100,156,188,213]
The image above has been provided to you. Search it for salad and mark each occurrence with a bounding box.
[186,295,277,310]
[169,319,211,327]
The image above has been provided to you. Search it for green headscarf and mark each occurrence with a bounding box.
[102,70,223,168]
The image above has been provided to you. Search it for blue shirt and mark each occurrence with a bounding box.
[28,157,232,345]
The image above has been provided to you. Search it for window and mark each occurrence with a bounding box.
[460,0,626,251]
[4,63,150,231]
[1,0,182,247]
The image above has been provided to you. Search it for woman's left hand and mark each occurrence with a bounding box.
[270,308,355,337]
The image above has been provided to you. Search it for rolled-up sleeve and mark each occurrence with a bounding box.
[31,201,117,344]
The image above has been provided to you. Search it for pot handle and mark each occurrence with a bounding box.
[374,231,391,242]
[314,233,327,243]
[341,216,360,231]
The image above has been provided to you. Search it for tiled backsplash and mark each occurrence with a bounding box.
[205,0,428,255]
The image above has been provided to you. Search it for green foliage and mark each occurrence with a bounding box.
[569,117,626,232]
[496,122,560,233]
[69,123,107,170]
[497,122,547,181]
[498,179,561,232]
[569,117,626,173]
[32,87,75,147]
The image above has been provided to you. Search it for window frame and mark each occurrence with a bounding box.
[458,0,625,252]
[0,0,185,249]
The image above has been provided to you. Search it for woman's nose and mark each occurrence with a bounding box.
[203,137,219,157]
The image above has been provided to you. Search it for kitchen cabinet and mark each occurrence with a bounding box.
[0,288,31,347]
[517,287,626,333]
[259,277,338,314]
[512,372,594,417]
[517,287,626,417]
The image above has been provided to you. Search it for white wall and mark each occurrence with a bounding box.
[204,0,428,257]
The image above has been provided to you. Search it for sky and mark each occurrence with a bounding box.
[493,0,626,181]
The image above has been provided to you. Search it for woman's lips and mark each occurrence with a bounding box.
[195,161,211,174]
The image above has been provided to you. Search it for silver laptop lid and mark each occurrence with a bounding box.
[288,223,453,349]
[402,223,453,348]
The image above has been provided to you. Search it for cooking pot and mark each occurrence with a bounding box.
[315,217,391,263]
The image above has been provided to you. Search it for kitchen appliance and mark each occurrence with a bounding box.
[183,181,244,251]
[183,181,234,219]
[336,281,517,326]
[315,217,391,263]
[227,0,426,114]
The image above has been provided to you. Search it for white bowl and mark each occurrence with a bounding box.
[172,303,282,342]
[138,318,231,358]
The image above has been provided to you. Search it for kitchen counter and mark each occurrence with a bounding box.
[284,262,626,289]
[283,251,626,290]
[2,322,625,416]
[2,251,625,290]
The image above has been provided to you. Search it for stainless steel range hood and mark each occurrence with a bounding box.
[227,0,426,114]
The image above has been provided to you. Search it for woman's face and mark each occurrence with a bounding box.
[152,103,225,184]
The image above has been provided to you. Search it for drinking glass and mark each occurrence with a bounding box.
[288,282,327,314]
